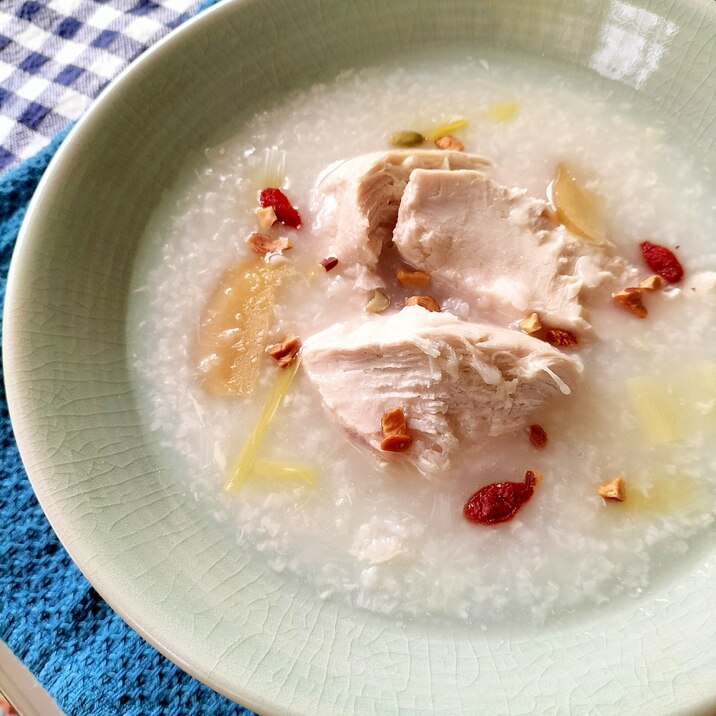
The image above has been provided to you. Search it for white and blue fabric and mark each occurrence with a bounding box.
[0,0,202,171]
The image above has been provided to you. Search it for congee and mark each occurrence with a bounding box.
[129,56,716,625]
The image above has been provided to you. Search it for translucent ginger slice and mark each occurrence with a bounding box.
[196,260,293,396]
[550,163,608,246]
[627,375,684,444]
[626,363,716,445]
[675,362,716,435]
[622,474,705,517]
[486,102,520,122]
[252,459,316,486]
[225,359,301,493]
[424,118,468,141]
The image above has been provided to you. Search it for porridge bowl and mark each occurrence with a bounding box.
[4,0,716,713]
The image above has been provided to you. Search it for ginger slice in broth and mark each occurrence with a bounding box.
[486,102,520,122]
[390,118,469,148]
[196,259,293,396]
[595,471,704,517]
[626,363,716,445]
[626,374,684,444]
[253,458,316,486]
[225,359,301,492]
[424,118,468,141]
[550,162,608,246]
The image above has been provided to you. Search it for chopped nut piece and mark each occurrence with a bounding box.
[612,287,647,318]
[380,434,413,452]
[396,268,431,287]
[519,312,542,334]
[381,407,408,438]
[434,135,464,151]
[320,257,339,271]
[246,232,291,255]
[639,274,664,291]
[380,406,412,452]
[364,290,390,314]
[528,424,548,448]
[256,206,278,229]
[598,477,626,502]
[543,327,578,349]
[405,295,441,312]
[267,333,302,368]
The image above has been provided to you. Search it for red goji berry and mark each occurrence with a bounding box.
[528,424,548,448]
[259,187,302,229]
[639,241,684,284]
[463,470,537,525]
[320,257,339,271]
[543,327,578,349]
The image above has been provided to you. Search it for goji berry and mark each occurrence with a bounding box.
[543,327,578,348]
[528,424,548,448]
[463,470,537,525]
[639,241,683,283]
[321,257,339,271]
[259,187,302,229]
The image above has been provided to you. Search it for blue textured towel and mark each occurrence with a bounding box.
[0,3,258,715]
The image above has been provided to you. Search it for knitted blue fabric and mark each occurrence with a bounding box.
[0,4,258,715]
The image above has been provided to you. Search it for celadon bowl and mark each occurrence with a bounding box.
[4,0,716,713]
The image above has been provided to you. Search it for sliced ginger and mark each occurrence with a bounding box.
[196,259,293,396]
[626,363,716,444]
[550,163,608,246]
[425,118,468,142]
[486,102,520,123]
[225,359,301,492]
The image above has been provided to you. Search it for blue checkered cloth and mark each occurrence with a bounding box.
[0,0,205,171]
[0,1,259,714]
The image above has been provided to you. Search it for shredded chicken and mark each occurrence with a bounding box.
[302,307,582,476]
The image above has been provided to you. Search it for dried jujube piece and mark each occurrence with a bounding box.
[259,187,302,229]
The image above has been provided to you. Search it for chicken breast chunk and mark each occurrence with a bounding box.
[301,307,582,476]
[313,150,491,290]
[392,169,623,330]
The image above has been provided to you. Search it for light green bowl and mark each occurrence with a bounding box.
[4,0,716,713]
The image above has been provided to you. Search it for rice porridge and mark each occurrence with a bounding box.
[128,56,716,626]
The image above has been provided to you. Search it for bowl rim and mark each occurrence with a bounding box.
[2,1,279,712]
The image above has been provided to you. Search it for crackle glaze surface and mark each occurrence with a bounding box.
[4,0,716,713]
